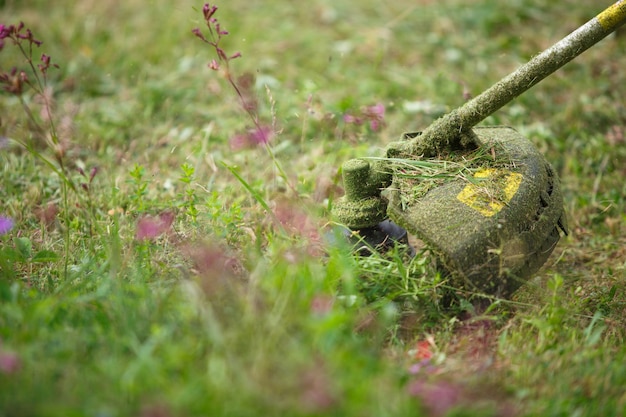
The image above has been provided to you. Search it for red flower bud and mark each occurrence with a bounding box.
[89,166,98,182]
[202,4,218,21]
[191,27,206,42]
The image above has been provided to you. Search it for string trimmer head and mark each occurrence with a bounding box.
[333,2,626,298]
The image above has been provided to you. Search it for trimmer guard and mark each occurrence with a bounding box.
[387,126,568,297]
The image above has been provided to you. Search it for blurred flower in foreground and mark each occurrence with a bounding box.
[0,216,13,235]
[408,380,462,417]
[229,125,273,150]
[135,211,175,241]
[310,294,334,316]
[181,241,242,295]
[298,360,337,413]
[273,200,323,256]
[0,349,20,375]
[407,338,437,375]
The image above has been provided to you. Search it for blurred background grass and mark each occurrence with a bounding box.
[1,0,625,416]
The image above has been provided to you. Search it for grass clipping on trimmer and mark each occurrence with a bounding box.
[380,142,517,213]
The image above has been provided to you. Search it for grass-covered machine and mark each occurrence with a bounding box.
[333,1,626,297]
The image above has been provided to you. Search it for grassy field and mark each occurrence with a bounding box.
[1,0,625,416]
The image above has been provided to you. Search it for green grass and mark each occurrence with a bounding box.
[1,0,626,416]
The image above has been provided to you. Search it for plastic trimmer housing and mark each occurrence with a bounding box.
[333,1,626,297]
[387,127,566,296]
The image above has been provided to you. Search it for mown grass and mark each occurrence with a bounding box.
[1,0,625,416]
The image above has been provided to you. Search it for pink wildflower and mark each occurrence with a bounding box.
[229,125,273,150]
[0,350,20,374]
[343,103,386,132]
[135,211,175,241]
[408,381,462,417]
[363,103,385,131]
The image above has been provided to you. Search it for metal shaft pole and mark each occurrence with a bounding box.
[404,0,626,156]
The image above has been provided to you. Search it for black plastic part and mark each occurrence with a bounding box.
[344,219,415,256]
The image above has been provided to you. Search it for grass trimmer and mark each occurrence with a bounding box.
[333,1,626,297]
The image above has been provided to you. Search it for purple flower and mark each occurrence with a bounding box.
[208,59,220,70]
[229,125,273,150]
[0,350,20,375]
[0,24,13,40]
[192,27,207,42]
[408,358,436,375]
[343,103,386,132]
[0,25,7,51]
[408,380,462,417]
[0,216,13,235]
[202,4,218,21]
[16,27,42,46]
[250,125,272,145]
[89,166,98,182]
[135,211,175,241]
[343,114,362,125]
[363,103,385,131]
[37,53,59,75]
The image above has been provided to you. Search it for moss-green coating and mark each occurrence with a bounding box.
[332,158,393,228]
[332,196,388,230]
[350,5,621,222]
[340,158,393,201]
[342,159,376,200]
[386,111,479,158]
[335,6,622,293]
[387,127,566,297]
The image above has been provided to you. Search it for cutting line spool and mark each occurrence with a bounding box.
[333,1,626,297]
